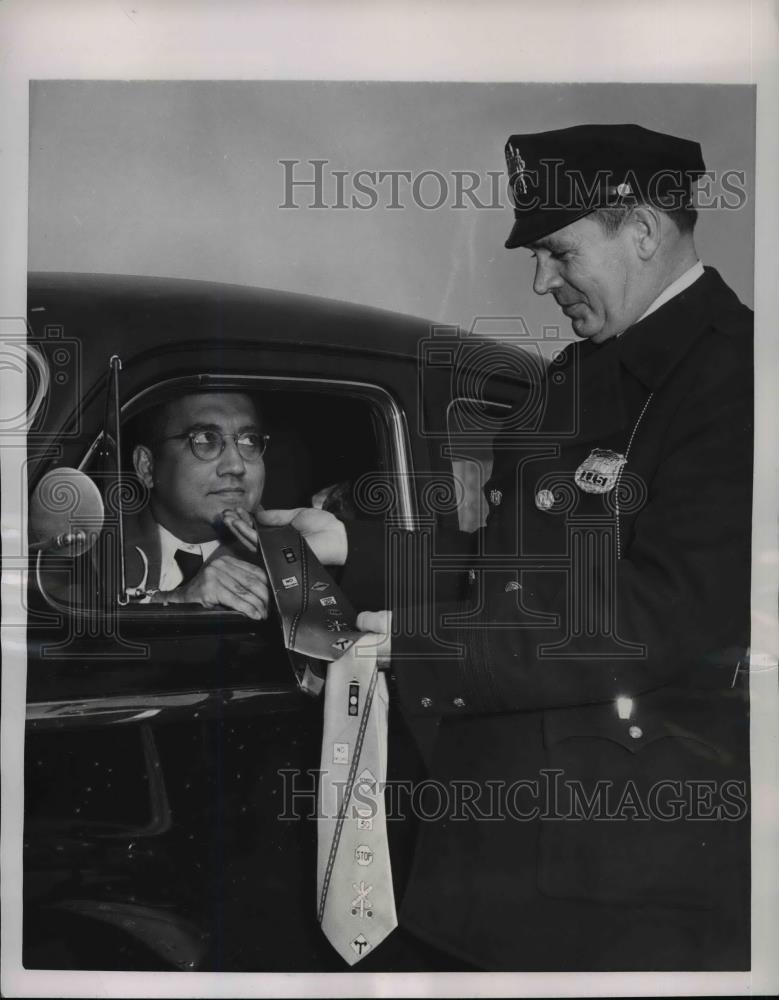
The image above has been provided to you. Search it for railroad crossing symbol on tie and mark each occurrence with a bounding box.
[350,933,371,956]
[327,620,350,632]
[351,880,374,918]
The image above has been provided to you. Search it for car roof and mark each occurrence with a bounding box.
[27,271,438,361]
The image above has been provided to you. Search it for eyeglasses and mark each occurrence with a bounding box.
[160,429,269,462]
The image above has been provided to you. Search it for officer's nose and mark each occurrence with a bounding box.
[533,256,563,296]
[216,437,246,476]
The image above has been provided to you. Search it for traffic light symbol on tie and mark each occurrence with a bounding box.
[348,681,359,715]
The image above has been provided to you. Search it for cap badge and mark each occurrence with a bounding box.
[575,449,627,494]
[506,143,528,196]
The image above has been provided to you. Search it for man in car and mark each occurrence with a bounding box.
[126,390,270,617]
[258,124,753,971]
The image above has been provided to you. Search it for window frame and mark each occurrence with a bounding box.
[42,371,419,625]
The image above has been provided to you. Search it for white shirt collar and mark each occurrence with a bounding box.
[157,522,221,591]
[633,260,705,326]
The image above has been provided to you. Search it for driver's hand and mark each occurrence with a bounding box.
[224,505,348,567]
[153,550,269,620]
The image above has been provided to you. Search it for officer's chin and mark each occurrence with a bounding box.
[571,312,616,344]
[569,313,600,340]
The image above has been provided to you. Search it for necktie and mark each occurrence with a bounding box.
[316,638,397,965]
[174,548,203,585]
[255,525,397,965]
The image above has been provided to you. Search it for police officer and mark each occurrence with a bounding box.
[261,124,753,971]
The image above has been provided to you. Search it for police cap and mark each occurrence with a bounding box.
[504,123,706,248]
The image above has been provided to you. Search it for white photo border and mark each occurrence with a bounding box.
[1,1,777,997]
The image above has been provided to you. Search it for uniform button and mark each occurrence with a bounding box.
[535,489,555,511]
[420,697,433,709]
[628,725,643,740]
[489,489,503,506]
[453,697,466,708]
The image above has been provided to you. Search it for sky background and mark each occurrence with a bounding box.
[29,81,754,347]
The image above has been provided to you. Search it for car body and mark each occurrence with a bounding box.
[23,271,536,971]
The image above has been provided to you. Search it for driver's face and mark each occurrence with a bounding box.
[146,393,264,543]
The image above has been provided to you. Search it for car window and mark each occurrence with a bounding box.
[62,379,397,615]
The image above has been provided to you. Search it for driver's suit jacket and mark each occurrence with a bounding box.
[123,506,253,596]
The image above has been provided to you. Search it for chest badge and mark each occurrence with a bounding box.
[574,448,626,494]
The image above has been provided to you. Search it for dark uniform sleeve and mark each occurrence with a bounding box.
[387,332,753,717]
[339,517,476,614]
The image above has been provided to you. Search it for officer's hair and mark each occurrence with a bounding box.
[591,204,698,236]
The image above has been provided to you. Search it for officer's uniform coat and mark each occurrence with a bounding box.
[350,266,753,970]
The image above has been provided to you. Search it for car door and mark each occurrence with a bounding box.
[24,286,438,970]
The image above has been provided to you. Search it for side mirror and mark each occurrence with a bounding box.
[29,467,105,557]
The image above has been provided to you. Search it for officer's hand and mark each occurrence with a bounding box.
[356,610,392,668]
[251,506,348,567]
[221,506,261,554]
[161,551,270,620]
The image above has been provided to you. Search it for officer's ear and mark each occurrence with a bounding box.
[134,444,155,489]
[630,204,662,261]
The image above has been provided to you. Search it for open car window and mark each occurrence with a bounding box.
[35,373,410,619]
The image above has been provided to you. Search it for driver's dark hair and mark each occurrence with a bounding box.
[126,390,261,457]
